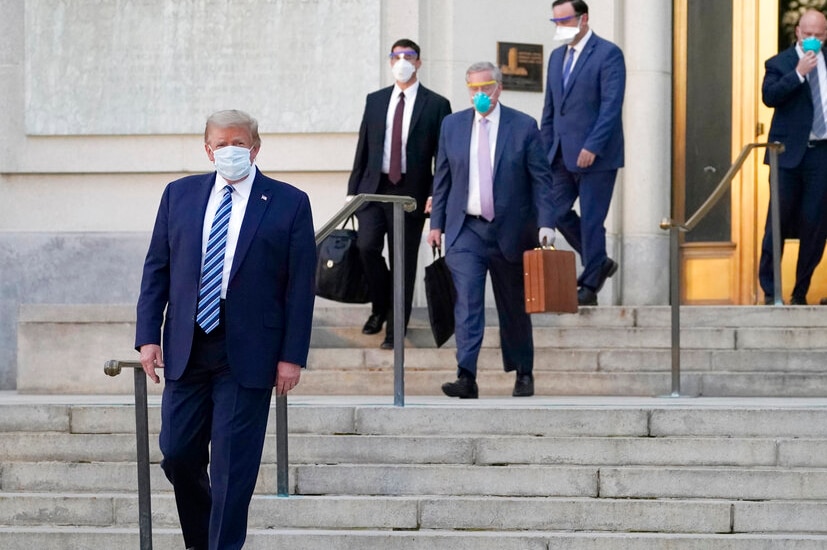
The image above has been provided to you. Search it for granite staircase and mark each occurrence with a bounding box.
[4,304,827,548]
[0,397,827,548]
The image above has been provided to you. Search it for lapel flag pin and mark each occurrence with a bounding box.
[261,195,268,201]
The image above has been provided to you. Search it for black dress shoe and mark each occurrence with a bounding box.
[362,313,386,335]
[442,375,478,399]
[791,295,808,305]
[513,373,534,397]
[380,335,394,349]
[595,258,618,292]
[764,295,774,305]
[577,287,598,306]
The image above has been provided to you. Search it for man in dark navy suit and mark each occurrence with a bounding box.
[759,9,827,305]
[348,38,451,349]
[541,0,625,306]
[135,110,316,550]
[427,62,555,398]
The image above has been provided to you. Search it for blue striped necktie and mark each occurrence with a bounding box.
[562,47,575,88]
[196,185,233,333]
[810,65,827,139]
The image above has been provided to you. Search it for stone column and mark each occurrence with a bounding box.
[616,0,673,305]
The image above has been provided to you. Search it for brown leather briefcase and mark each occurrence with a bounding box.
[523,247,578,314]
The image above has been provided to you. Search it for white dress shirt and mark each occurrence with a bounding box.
[201,167,255,298]
[467,102,501,216]
[382,81,419,175]
[564,29,593,76]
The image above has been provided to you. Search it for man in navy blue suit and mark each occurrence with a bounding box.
[759,9,827,305]
[348,39,451,349]
[135,110,316,549]
[427,62,555,398]
[541,0,625,306]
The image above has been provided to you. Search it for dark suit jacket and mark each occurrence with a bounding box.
[135,169,317,389]
[347,83,451,214]
[763,45,816,168]
[541,33,625,172]
[430,105,555,263]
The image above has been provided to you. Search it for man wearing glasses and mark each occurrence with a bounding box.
[348,39,452,349]
[427,62,555,398]
[541,0,626,306]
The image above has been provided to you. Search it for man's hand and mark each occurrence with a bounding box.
[424,196,433,214]
[139,344,163,384]
[538,227,556,247]
[426,228,443,249]
[577,148,596,168]
[276,361,301,395]
[797,51,818,77]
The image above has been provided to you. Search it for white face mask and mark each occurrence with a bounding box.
[553,18,581,44]
[212,145,253,181]
[392,58,416,83]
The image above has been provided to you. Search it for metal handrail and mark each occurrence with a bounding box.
[318,193,417,407]
[659,141,785,397]
[105,192,416,549]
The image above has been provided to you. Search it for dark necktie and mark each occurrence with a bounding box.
[196,185,233,333]
[388,92,405,184]
[563,47,575,88]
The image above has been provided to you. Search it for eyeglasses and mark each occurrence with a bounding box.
[466,79,499,93]
[550,14,580,24]
[389,50,418,62]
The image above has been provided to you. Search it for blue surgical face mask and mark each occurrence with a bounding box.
[803,36,822,54]
[473,92,492,114]
[212,145,253,181]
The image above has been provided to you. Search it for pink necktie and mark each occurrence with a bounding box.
[478,118,494,221]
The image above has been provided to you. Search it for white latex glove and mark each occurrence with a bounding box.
[538,227,556,247]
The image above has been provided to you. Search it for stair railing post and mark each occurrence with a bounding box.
[669,223,682,397]
[769,144,783,305]
[104,360,153,550]
[133,365,154,549]
[392,201,406,407]
[275,394,289,496]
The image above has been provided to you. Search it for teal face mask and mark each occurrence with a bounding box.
[803,36,822,53]
[473,92,491,114]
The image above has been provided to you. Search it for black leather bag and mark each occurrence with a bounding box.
[315,217,370,303]
[424,246,456,347]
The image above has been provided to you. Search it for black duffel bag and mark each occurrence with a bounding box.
[315,216,370,303]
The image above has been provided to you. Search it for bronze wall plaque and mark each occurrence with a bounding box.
[497,42,544,92]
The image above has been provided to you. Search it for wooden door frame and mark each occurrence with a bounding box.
[672,0,777,304]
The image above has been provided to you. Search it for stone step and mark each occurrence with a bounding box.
[310,348,827,373]
[313,305,827,329]
[4,493,826,534]
[311,326,743,349]
[4,432,827,469]
[1,527,826,550]
[7,403,827,439]
[312,324,827,351]
[7,460,826,500]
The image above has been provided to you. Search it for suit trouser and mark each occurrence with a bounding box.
[159,318,273,550]
[550,152,617,290]
[446,216,533,377]
[759,143,827,300]
[356,180,426,336]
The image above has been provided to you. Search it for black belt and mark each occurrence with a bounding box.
[466,214,492,222]
[808,140,827,148]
